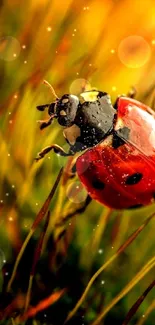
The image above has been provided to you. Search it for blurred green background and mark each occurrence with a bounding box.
[0,0,155,324]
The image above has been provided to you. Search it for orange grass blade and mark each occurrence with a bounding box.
[64,212,155,323]
[19,289,66,321]
[7,167,63,292]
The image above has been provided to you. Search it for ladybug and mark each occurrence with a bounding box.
[36,80,155,210]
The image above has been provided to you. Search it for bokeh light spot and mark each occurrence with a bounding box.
[47,26,52,32]
[118,35,151,68]
[66,181,87,204]
[0,36,21,61]
[0,249,5,270]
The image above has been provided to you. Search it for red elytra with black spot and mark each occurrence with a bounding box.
[76,97,155,210]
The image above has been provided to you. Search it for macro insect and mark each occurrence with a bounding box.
[36,80,155,210]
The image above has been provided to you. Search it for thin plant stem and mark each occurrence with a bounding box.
[7,168,63,292]
[64,212,155,324]
[90,257,155,325]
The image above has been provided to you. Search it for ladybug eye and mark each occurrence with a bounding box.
[62,98,69,104]
[60,110,67,116]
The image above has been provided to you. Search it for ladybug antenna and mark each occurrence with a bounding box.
[43,80,59,100]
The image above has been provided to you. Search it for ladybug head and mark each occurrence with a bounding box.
[55,94,79,127]
[36,86,79,129]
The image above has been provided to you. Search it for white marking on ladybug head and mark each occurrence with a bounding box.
[60,110,67,116]
[62,98,69,104]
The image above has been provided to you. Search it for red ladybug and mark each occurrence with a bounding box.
[36,81,155,210]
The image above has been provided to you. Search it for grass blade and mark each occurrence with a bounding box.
[7,168,63,292]
[122,279,155,325]
[135,298,155,325]
[64,212,155,323]
[24,210,51,312]
[90,257,155,325]
[17,289,66,322]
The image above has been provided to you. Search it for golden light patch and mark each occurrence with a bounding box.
[80,91,99,103]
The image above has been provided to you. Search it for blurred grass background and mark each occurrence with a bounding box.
[0,0,155,324]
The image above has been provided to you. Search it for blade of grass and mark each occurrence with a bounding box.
[7,167,63,292]
[122,279,155,325]
[64,212,155,324]
[24,210,50,312]
[11,318,16,325]
[17,289,66,322]
[135,298,155,325]
[91,208,113,253]
[90,257,155,325]
[0,294,25,320]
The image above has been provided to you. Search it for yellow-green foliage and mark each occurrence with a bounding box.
[0,1,155,324]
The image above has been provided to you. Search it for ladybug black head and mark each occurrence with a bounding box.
[36,93,79,129]
[55,94,79,127]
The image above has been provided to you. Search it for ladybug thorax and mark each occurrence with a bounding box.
[62,91,116,154]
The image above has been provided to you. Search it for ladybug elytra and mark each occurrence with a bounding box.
[36,80,155,210]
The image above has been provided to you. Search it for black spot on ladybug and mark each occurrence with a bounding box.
[127,204,143,209]
[125,173,143,185]
[92,179,105,190]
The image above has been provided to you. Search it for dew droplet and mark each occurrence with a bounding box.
[0,249,5,270]
[66,181,87,204]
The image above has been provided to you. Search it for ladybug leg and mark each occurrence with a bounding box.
[37,116,53,130]
[35,144,73,161]
[36,103,53,129]
[36,104,50,111]
[55,195,92,226]
[66,162,77,179]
